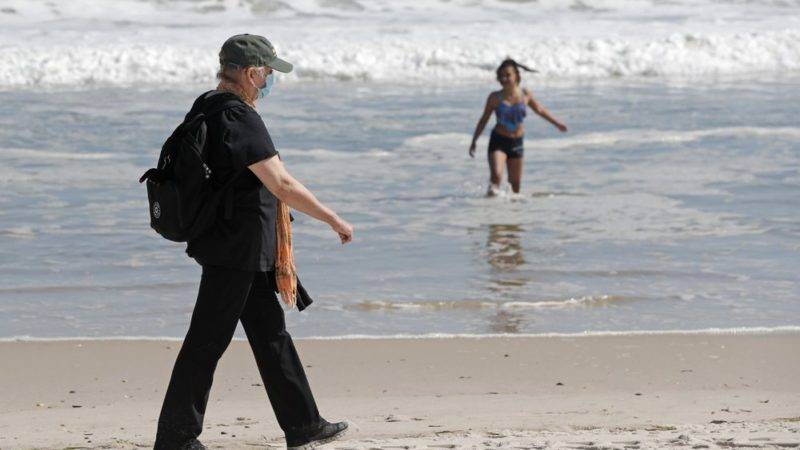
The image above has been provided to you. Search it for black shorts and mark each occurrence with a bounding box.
[488,129,524,159]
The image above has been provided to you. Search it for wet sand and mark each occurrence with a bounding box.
[1,333,799,449]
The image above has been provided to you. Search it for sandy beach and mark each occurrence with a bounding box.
[1,332,798,449]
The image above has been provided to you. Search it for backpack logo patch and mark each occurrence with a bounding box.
[152,201,161,219]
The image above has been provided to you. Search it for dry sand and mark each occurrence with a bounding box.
[1,333,799,449]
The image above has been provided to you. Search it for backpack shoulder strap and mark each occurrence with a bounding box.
[196,93,250,220]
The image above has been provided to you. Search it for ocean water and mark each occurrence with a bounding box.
[0,0,798,338]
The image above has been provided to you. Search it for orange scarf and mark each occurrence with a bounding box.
[275,200,297,308]
[216,81,297,307]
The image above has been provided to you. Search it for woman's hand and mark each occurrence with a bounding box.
[329,215,353,244]
[469,141,476,158]
[556,123,568,132]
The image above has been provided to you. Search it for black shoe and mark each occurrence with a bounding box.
[178,439,207,450]
[286,419,348,449]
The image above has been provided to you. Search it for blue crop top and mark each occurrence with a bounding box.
[495,91,527,132]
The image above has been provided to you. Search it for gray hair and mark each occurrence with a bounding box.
[216,62,248,83]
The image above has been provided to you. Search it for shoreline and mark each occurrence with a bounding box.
[2,325,799,342]
[3,333,799,449]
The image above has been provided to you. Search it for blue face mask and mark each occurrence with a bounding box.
[256,73,274,100]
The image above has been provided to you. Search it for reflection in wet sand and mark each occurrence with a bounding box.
[487,224,526,272]
[489,309,524,334]
[486,224,527,333]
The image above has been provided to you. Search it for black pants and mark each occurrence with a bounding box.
[154,266,320,449]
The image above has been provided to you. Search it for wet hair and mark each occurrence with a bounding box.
[496,58,537,85]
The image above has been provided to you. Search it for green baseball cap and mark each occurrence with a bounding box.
[219,34,293,73]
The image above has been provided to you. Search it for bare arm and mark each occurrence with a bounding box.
[249,156,353,243]
[525,88,567,132]
[469,93,498,157]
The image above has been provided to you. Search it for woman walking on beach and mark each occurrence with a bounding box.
[469,59,568,196]
[153,34,352,450]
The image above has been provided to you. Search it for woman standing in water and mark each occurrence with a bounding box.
[469,59,568,196]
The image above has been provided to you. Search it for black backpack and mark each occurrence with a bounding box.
[139,94,245,242]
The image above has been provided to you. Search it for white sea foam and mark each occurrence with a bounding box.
[501,295,618,309]
[1,148,123,160]
[280,148,391,159]
[0,226,36,237]
[302,326,800,339]
[355,127,800,156]
[528,127,800,152]
[349,296,621,311]
[0,0,798,88]
[2,326,799,342]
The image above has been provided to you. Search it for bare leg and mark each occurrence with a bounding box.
[487,150,507,196]
[507,156,523,194]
